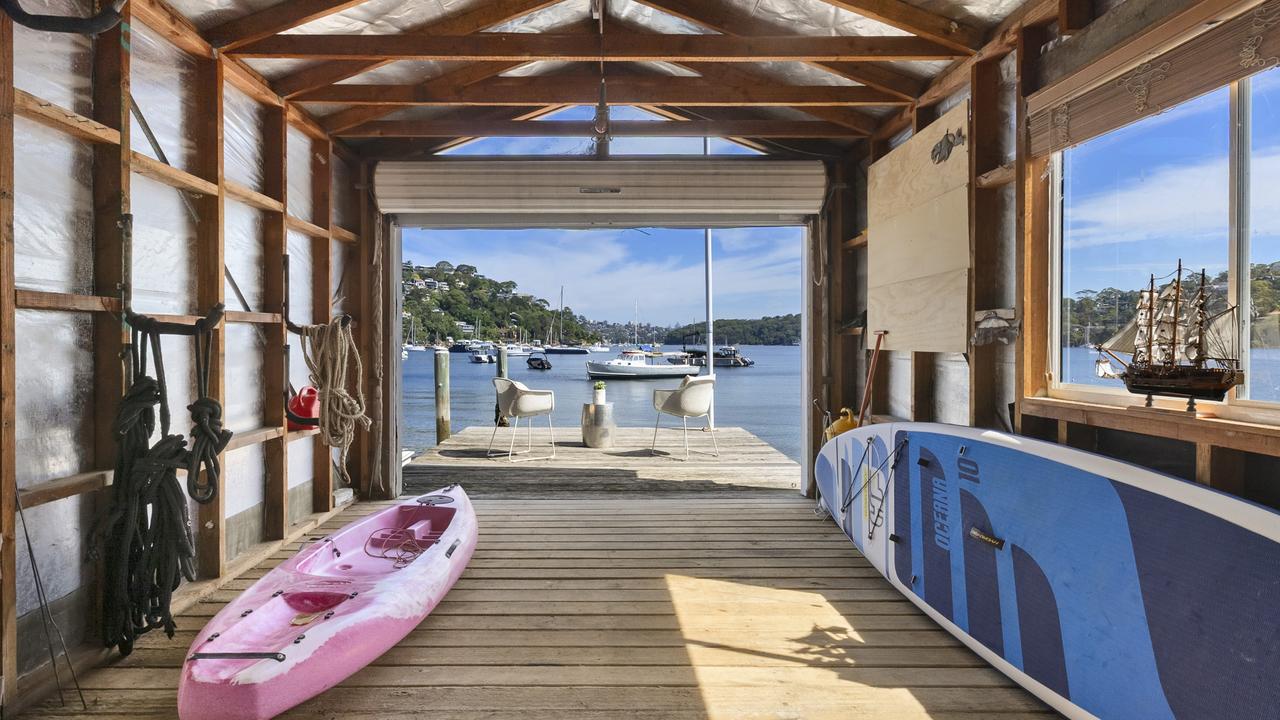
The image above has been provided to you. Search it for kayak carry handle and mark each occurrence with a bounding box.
[187,651,286,662]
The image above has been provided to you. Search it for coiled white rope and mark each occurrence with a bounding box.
[302,317,371,487]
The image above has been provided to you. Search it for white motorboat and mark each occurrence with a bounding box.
[586,349,701,379]
[469,349,495,364]
[504,343,532,357]
[588,342,611,353]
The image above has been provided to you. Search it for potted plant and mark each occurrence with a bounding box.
[593,380,606,405]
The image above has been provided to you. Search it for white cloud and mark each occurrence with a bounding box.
[1065,148,1280,250]
[404,228,802,325]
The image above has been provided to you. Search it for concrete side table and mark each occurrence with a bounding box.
[581,402,615,449]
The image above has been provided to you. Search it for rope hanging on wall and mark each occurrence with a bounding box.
[301,316,370,488]
[95,305,231,656]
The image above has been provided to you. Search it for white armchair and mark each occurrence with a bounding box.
[487,377,556,462]
[651,375,719,460]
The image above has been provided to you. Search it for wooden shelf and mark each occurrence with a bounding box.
[286,214,331,239]
[225,310,282,324]
[288,427,321,443]
[17,470,113,509]
[843,231,868,250]
[226,425,286,452]
[225,179,284,213]
[14,89,120,145]
[131,151,219,196]
[331,225,357,243]
[1021,396,1280,457]
[15,289,120,313]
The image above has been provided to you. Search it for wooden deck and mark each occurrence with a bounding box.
[405,426,803,496]
[22,429,1053,719]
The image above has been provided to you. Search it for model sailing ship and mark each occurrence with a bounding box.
[1094,261,1242,409]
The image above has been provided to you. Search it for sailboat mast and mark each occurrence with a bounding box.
[558,286,565,346]
[1170,260,1183,366]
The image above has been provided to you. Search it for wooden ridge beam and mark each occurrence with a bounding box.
[206,0,368,51]
[816,0,983,53]
[298,78,909,107]
[236,32,963,62]
[631,0,925,100]
[338,119,867,138]
[273,0,562,98]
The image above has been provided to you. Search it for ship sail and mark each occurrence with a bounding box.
[1099,280,1237,363]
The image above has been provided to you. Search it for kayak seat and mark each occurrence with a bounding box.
[283,590,348,614]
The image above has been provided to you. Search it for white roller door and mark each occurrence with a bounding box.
[374,159,827,227]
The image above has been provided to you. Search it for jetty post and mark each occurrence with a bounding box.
[434,348,451,442]
[495,345,509,426]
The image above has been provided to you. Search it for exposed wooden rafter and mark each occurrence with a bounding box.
[272,0,562,97]
[236,32,964,62]
[297,77,910,106]
[815,0,983,53]
[337,119,866,138]
[630,0,926,101]
[872,0,1058,140]
[205,0,367,51]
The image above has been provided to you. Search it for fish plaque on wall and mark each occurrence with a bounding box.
[815,423,1280,720]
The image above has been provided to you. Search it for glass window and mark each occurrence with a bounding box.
[1245,68,1280,402]
[1058,87,1231,388]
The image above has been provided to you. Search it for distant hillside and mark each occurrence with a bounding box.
[401,261,598,344]
[663,315,801,346]
[1061,262,1280,348]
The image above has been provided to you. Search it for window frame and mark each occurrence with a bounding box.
[1047,75,1280,422]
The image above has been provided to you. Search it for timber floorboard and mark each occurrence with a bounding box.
[21,429,1053,719]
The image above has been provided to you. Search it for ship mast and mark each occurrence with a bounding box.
[1196,268,1208,368]
[1170,259,1183,367]
[1144,273,1155,366]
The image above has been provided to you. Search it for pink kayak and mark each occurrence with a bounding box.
[177,484,477,719]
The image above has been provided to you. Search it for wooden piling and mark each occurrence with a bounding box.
[434,349,451,443]
[495,345,509,427]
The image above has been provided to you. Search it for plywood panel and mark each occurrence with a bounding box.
[868,100,971,353]
[866,268,970,353]
[867,102,969,225]
[867,184,969,287]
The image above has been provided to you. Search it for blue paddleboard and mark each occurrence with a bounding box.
[815,422,1280,720]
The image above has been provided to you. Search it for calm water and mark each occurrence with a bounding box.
[402,345,803,461]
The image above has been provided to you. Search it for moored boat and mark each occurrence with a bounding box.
[526,352,551,370]
[687,346,755,367]
[586,349,700,379]
[469,349,494,364]
[178,485,478,720]
[545,345,590,355]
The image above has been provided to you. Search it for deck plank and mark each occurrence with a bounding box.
[20,428,1052,719]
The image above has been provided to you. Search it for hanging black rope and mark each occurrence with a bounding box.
[95,304,229,656]
[0,0,125,35]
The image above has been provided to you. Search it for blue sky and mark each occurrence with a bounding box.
[403,225,803,325]
[1062,67,1280,296]
[405,104,801,326]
